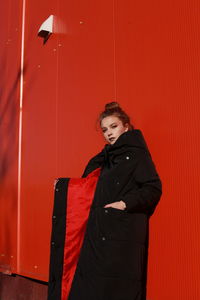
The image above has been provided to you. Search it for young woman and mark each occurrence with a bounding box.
[48,102,162,300]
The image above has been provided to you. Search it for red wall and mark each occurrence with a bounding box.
[0,0,22,276]
[1,0,200,299]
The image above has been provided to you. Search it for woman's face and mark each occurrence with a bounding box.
[101,115,128,144]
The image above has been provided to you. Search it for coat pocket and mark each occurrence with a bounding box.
[105,206,128,218]
[99,208,148,244]
[99,207,133,241]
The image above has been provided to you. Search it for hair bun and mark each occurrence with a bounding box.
[105,101,120,110]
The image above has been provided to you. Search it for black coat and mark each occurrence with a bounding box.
[47,129,162,300]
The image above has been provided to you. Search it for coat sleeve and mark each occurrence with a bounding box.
[81,161,91,178]
[81,157,96,178]
[121,150,162,215]
[81,151,104,178]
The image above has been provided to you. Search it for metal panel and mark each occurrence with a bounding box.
[114,1,200,299]
[0,0,200,299]
[0,0,23,275]
[18,0,59,281]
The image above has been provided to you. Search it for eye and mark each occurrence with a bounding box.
[102,128,107,133]
[111,125,117,129]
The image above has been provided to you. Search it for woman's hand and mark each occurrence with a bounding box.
[104,201,126,210]
[54,178,59,189]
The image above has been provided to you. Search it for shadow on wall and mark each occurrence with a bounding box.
[0,54,26,181]
[0,48,26,274]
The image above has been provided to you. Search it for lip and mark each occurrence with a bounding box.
[109,137,115,142]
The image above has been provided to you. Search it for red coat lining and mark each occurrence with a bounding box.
[61,168,101,300]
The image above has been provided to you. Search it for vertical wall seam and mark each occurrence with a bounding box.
[112,0,117,100]
[17,0,26,274]
[55,14,59,177]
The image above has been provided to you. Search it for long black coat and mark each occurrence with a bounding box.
[47,129,162,300]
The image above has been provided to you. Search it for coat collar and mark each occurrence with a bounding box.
[82,129,150,176]
[100,129,150,169]
[103,129,149,152]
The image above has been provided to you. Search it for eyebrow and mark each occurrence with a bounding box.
[101,122,117,130]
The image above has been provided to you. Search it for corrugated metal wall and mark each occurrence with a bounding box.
[1,0,200,299]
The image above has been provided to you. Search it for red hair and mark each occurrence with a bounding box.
[99,102,134,130]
